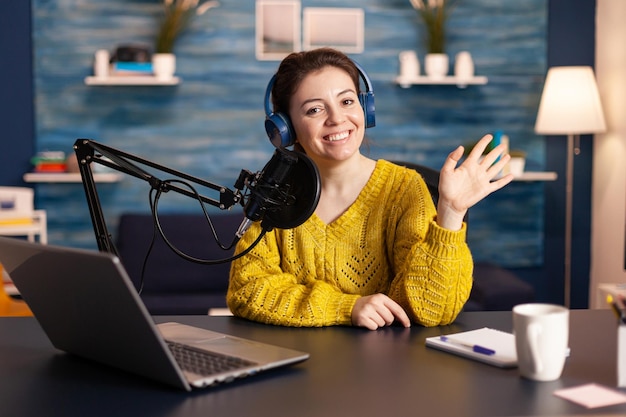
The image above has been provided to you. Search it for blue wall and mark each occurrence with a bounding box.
[0,2,35,185]
[544,0,597,308]
[29,0,548,270]
[6,0,599,307]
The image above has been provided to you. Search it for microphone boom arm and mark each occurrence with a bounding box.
[73,138,244,256]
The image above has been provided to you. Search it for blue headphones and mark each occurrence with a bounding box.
[263,60,376,148]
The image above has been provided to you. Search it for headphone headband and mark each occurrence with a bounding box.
[353,60,373,98]
[264,60,376,148]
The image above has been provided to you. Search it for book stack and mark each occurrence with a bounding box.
[93,46,154,79]
[0,187,34,226]
[0,215,33,226]
[30,151,67,172]
[110,61,154,77]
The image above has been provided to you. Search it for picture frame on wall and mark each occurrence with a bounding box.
[303,8,364,54]
[255,0,301,61]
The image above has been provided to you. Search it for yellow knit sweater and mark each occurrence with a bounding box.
[227,159,473,327]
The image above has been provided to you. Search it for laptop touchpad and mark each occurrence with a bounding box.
[157,322,227,343]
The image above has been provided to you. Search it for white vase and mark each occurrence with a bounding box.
[424,53,449,79]
[93,49,110,78]
[152,53,176,80]
[508,157,526,177]
[454,51,475,80]
[398,50,420,78]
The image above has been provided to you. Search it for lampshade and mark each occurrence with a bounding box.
[535,66,606,135]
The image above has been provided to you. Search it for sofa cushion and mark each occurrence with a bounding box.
[116,212,242,314]
[116,212,535,315]
[467,262,535,311]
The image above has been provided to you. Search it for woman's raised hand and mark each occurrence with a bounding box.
[436,134,514,231]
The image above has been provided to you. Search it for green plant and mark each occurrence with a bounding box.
[409,0,457,54]
[155,0,219,54]
[462,139,496,157]
[509,149,527,159]
[463,140,527,160]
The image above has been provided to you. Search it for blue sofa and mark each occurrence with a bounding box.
[116,212,534,315]
[116,212,241,315]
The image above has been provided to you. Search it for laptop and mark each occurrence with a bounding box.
[0,236,309,391]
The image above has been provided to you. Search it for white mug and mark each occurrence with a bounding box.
[94,49,110,78]
[454,51,474,80]
[513,303,569,381]
[398,50,419,78]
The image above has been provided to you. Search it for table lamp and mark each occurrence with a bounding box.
[535,66,606,307]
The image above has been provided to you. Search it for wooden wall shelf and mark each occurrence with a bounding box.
[513,172,557,182]
[395,75,488,89]
[23,173,122,183]
[84,76,180,86]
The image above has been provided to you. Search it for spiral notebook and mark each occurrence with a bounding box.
[425,327,518,368]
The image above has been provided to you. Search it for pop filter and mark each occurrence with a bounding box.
[258,149,320,231]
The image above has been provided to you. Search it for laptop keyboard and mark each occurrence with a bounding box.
[166,341,257,377]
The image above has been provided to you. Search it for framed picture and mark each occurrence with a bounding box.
[255,0,301,61]
[303,8,364,53]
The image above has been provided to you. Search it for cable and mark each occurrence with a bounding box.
[135,177,267,295]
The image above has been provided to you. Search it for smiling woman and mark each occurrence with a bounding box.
[227,47,513,331]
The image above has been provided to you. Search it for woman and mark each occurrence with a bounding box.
[227,48,512,330]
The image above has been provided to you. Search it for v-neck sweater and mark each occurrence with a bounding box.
[227,159,473,327]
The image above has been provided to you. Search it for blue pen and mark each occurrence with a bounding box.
[440,336,496,356]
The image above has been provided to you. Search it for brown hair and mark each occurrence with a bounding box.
[271,48,361,119]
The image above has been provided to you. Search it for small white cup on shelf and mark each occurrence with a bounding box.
[508,157,526,177]
[398,50,420,79]
[94,49,110,78]
[454,51,474,80]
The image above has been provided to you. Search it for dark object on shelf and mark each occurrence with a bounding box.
[110,44,151,62]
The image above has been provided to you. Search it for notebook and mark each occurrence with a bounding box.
[0,236,309,391]
[425,327,518,368]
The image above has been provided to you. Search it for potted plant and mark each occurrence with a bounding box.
[153,0,219,79]
[507,149,527,177]
[463,141,527,177]
[409,0,457,78]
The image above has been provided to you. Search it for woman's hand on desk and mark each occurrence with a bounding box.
[352,294,411,330]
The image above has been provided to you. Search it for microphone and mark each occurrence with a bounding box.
[236,148,321,238]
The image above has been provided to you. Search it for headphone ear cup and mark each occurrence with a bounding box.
[264,112,296,148]
[359,91,376,129]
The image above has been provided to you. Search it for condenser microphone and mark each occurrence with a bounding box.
[236,148,321,238]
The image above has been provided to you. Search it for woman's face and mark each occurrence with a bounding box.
[288,66,365,165]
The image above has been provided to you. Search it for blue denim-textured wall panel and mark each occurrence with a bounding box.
[32,0,546,267]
